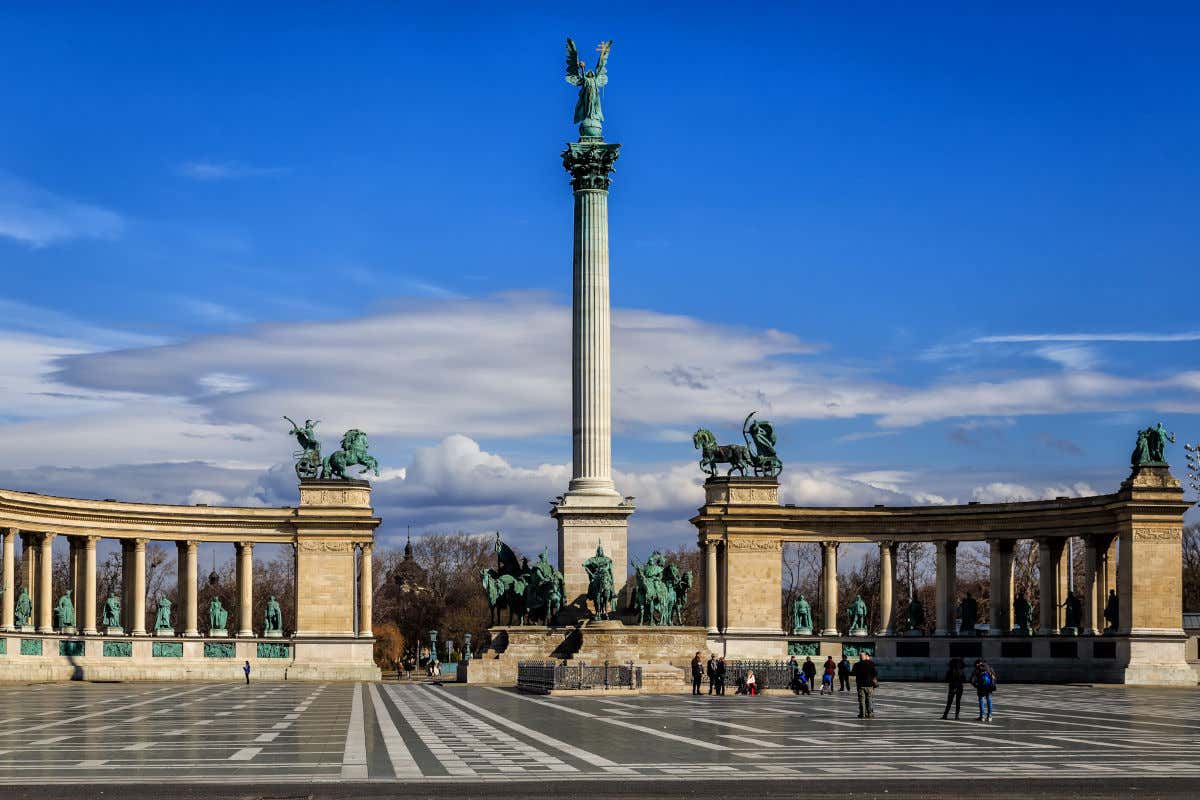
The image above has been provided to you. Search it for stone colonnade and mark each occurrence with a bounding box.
[0,480,379,641]
[692,467,1191,684]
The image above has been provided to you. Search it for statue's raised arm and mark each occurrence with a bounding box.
[594,40,611,86]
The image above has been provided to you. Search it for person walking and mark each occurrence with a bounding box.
[706,653,718,695]
[691,652,704,695]
[970,659,997,722]
[850,653,879,719]
[821,656,837,695]
[715,656,727,696]
[837,654,852,692]
[243,660,251,685]
[788,656,801,694]
[802,656,817,693]
[941,657,965,720]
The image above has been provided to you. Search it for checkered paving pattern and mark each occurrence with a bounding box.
[0,680,1198,783]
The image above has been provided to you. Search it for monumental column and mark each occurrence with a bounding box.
[551,38,634,613]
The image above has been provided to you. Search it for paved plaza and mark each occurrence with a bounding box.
[0,680,1197,796]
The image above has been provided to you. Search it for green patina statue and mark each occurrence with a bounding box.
[54,590,75,629]
[264,595,283,633]
[1131,421,1175,466]
[693,412,783,478]
[791,594,813,633]
[101,593,121,628]
[478,534,564,627]
[583,541,615,620]
[1013,590,1034,635]
[15,587,31,626]
[846,594,868,632]
[324,429,380,480]
[523,549,564,626]
[631,551,693,626]
[906,594,925,631]
[1103,589,1119,631]
[1062,590,1082,631]
[959,592,978,634]
[565,38,611,139]
[209,597,228,631]
[284,416,323,480]
[154,596,173,631]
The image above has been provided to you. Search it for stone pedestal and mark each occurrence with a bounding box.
[551,497,634,616]
[1060,627,1079,637]
[154,628,175,637]
[58,626,77,636]
[103,625,123,636]
[209,629,228,638]
[264,629,283,638]
[849,628,868,637]
[792,628,813,636]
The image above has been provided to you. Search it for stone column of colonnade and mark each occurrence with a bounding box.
[988,539,1015,635]
[236,542,254,637]
[21,532,37,628]
[131,538,147,635]
[705,540,719,634]
[934,540,958,636]
[1038,537,1065,634]
[0,529,13,630]
[820,542,839,635]
[876,541,896,635]
[358,542,373,637]
[1081,534,1117,635]
[181,540,199,636]
[82,536,98,635]
[36,532,55,633]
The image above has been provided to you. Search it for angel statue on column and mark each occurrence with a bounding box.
[565,38,612,138]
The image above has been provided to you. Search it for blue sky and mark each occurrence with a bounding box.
[1,3,1197,557]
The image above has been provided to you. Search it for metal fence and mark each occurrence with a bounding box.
[517,661,643,694]
[724,660,801,691]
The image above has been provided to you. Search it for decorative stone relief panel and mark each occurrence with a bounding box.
[20,639,41,656]
[257,642,291,659]
[152,642,183,658]
[103,641,132,657]
[204,642,236,659]
[59,640,85,657]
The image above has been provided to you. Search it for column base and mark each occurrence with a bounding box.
[237,630,254,638]
[551,496,634,620]
[183,629,199,637]
[83,628,98,636]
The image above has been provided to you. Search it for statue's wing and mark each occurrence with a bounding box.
[565,38,582,85]
[595,40,611,86]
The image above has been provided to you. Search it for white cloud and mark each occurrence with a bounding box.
[0,173,124,247]
[175,161,289,181]
[969,481,1098,503]
[1035,344,1099,370]
[976,332,1200,343]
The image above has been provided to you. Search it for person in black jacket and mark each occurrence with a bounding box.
[941,657,965,720]
[802,656,817,691]
[715,656,727,695]
[705,654,718,695]
[849,653,879,718]
[837,655,852,691]
[691,652,704,695]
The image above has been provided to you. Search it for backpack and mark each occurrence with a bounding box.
[979,670,995,692]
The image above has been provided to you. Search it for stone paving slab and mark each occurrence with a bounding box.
[0,680,1198,785]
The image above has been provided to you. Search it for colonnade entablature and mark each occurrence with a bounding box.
[690,467,1191,686]
[0,480,380,652]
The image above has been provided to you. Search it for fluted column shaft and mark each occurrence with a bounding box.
[877,541,895,635]
[570,187,615,495]
[1,529,14,630]
[132,538,147,635]
[83,536,98,635]
[988,539,1014,635]
[182,540,199,637]
[37,532,55,632]
[237,542,254,636]
[820,542,839,635]
[705,541,719,633]
[358,543,373,637]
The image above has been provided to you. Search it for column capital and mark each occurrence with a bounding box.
[821,540,840,550]
[359,541,373,555]
[39,531,57,544]
[562,140,621,191]
[84,534,100,546]
[236,541,255,553]
[133,537,148,550]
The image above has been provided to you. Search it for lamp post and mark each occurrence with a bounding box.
[428,629,438,674]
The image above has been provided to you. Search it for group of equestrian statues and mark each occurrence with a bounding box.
[481,534,695,627]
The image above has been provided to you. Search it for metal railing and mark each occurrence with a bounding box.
[517,661,642,694]
[724,659,802,691]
